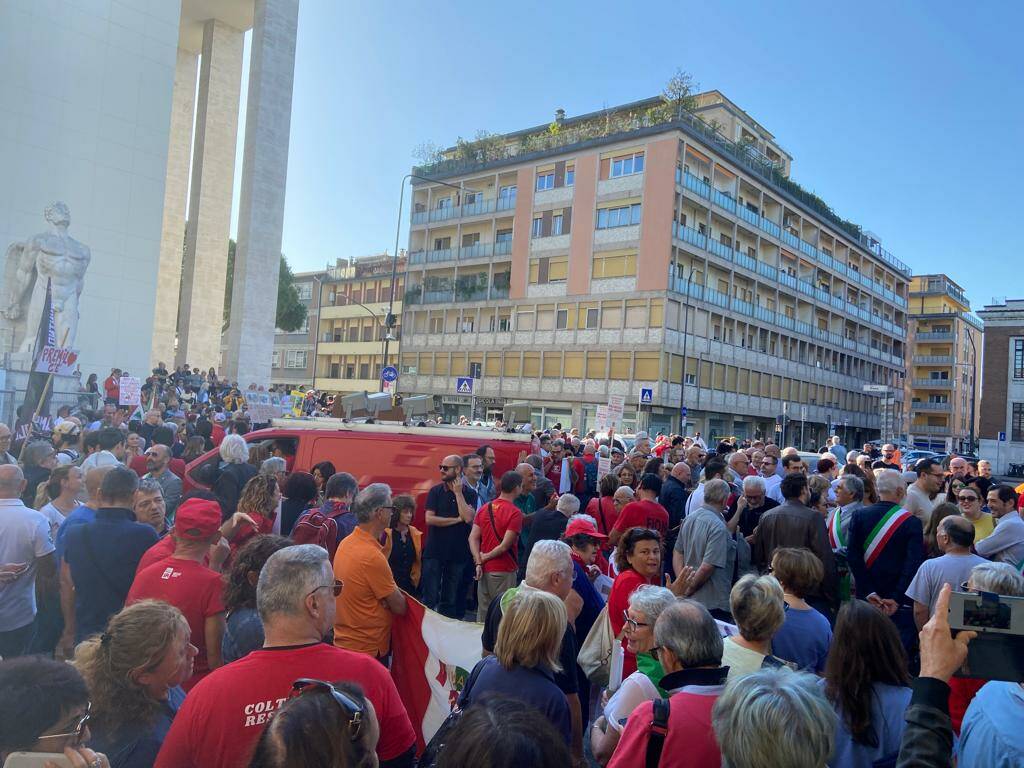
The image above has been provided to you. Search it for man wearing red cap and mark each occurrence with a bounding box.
[127,498,226,691]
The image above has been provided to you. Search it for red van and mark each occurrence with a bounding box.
[185,419,536,527]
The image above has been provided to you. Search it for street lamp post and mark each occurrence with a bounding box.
[961,328,978,453]
[676,265,695,434]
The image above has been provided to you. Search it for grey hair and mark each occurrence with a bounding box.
[704,478,731,506]
[136,478,163,497]
[627,585,676,626]
[874,468,904,497]
[556,493,581,515]
[730,574,785,641]
[352,483,392,524]
[969,562,1024,597]
[742,476,765,493]
[219,434,249,464]
[838,475,865,501]
[257,544,330,622]
[846,451,861,464]
[613,486,635,501]
[654,599,724,668]
[525,539,573,586]
[260,456,287,476]
[20,441,54,467]
[712,667,836,768]
[567,513,598,528]
[0,465,25,496]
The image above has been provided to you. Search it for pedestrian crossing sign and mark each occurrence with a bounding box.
[640,388,653,404]
[456,377,474,395]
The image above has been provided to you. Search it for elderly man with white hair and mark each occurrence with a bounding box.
[211,433,257,516]
[725,475,779,538]
[674,479,734,621]
[847,469,924,651]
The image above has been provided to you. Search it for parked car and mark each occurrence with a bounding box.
[900,450,940,472]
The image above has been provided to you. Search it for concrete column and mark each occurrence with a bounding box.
[222,0,299,385]
[151,49,199,368]
[177,19,244,370]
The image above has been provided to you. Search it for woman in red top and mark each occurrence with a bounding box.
[607,528,664,680]
[586,474,620,538]
[229,475,279,553]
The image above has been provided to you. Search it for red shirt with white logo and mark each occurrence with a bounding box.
[127,556,224,690]
[154,642,415,768]
[474,498,523,573]
[613,498,669,538]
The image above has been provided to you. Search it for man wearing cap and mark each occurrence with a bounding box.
[51,420,81,465]
[127,498,226,690]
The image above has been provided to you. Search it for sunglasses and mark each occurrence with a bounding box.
[958,495,979,503]
[438,464,460,471]
[306,579,343,599]
[622,610,650,632]
[37,702,91,743]
[290,679,363,740]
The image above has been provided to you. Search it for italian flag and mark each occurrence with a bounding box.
[864,504,913,568]
[390,595,484,752]
[828,508,844,549]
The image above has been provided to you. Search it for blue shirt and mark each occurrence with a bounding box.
[822,681,911,768]
[63,508,159,641]
[772,603,833,673]
[460,656,571,744]
[88,686,185,768]
[959,681,1024,768]
[572,558,604,644]
[222,607,265,664]
[54,504,95,560]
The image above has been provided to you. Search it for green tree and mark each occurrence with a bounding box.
[223,239,306,332]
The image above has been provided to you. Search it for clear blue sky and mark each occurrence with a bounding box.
[230,0,1023,311]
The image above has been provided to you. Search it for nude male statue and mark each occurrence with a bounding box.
[3,202,90,353]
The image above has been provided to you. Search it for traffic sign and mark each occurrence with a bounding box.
[999,431,1007,442]
[381,366,399,383]
[862,385,889,394]
[456,377,474,395]
[640,388,653,405]
[680,406,688,417]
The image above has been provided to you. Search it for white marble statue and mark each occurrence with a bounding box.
[3,202,91,354]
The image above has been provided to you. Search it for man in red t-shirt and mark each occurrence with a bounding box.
[469,470,524,622]
[546,438,584,493]
[609,473,669,547]
[155,544,415,768]
[127,499,226,691]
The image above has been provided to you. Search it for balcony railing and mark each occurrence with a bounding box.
[422,290,455,304]
[915,332,954,342]
[913,355,955,365]
[912,402,952,411]
[459,242,492,260]
[411,197,497,225]
[494,239,513,255]
[912,378,953,388]
[911,424,953,435]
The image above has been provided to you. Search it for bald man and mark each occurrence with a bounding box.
[906,515,986,629]
[422,454,477,619]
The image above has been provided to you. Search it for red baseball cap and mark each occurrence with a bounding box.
[173,499,222,540]
[564,518,608,541]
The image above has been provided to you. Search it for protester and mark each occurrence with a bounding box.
[609,474,669,545]
[469,471,525,620]
[143,445,182,522]
[726,475,778,538]
[311,460,337,501]
[73,600,196,768]
[292,471,359,556]
[769,548,832,674]
[720,574,789,680]
[0,655,110,767]
[591,586,676,764]
[956,484,994,543]
[333,483,407,660]
[460,589,571,744]
[904,458,944,525]
[222,534,292,663]
[608,528,666,679]
[126,499,226,690]
[977,484,1024,564]
[383,494,422,596]
[923,502,960,559]
[133,478,169,536]
[81,427,125,472]
[246,680,379,768]
[607,600,730,768]
[713,667,836,768]
[422,455,477,619]
[228,474,280,551]
[615,463,638,491]
[587,473,621,537]
[523,492,578,568]
[212,434,258,517]
[62,467,158,645]
[277,471,318,537]
[906,516,986,630]
[20,439,55,507]
[155,545,415,768]
[39,464,83,536]
[823,599,912,767]
[435,698,571,768]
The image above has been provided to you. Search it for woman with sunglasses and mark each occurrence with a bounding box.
[607,528,665,680]
[0,656,110,768]
[248,680,378,768]
[590,585,676,765]
[956,485,995,543]
[73,601,196,768]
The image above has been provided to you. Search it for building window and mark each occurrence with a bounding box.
[584,308,599,329]
[1014,339,1024,379]
[596,203,641,229]
[1013,403,1024,442]
[498,185,517,207]
[463,191,479,206]
[556,309,568,329]
[271,351,280,369]
[552,214,563,236]
[610,152,645,178]
[592,252,637,279]
[531,217,543,238]
[359,363,370,379]
[565,166,575,186]
[496,229,512,244]
[285,350,307,369]
[436,197,452,210]
[296,283,312,300]
[536,172,554,191]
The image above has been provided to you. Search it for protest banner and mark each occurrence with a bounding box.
[119,376,141,406]
[34,346,79,376]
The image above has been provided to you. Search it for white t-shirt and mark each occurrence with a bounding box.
[904,483,940,525]
[0,499,55,630]
[604,671,659,732]
[721,638,768,681]
[80,450,120,473]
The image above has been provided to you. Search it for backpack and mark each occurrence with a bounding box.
[291,503,346,561]
[583,457,599,495]
[645,698,671,768]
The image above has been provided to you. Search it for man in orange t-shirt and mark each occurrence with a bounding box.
[333,483,407,659]
[469,470,524,621]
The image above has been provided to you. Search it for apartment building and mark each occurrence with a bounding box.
[904,274,982,452]
[398,92,910,442]
[977,299,1024,474]
[270,269,326,389]
[313,253,404,395]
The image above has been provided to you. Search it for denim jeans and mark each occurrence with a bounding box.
[421,558,470,619]
[0,621,35,659]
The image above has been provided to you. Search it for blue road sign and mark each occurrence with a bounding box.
[456,377,474,395]
[640,388,653,404]
[999,431,1007,442]
[680,406,688,417]
[381,366,399,383]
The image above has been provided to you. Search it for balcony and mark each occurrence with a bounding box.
[459,242,493,260]
[494,239,513,256]
[916,332,954,342]
[913,355,954,365]
[911,424,952,435]
[411,197,497,225]
[422,290,455,304]
[911,401,952,412]
[912,378,952,388]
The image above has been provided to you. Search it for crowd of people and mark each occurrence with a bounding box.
[1,387,1023,767]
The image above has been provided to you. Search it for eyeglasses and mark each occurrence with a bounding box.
[958,495,979,503]
[290,679,363,740]
[622,610,650,632]
[438,464,459,471]
[306,579,344,599]
[37,702,91,743]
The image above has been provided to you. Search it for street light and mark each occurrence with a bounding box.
[676,264,696,434]
[957,329,978,453]
[384,172,481,375]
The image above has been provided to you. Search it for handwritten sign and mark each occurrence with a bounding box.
[118,376,141,406]
[598,456,612,479]
[34,346,79,376]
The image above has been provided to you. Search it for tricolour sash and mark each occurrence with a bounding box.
[864,504,913,568]
[828,508,845,549]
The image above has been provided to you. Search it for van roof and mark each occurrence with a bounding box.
[262,418,534,444]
